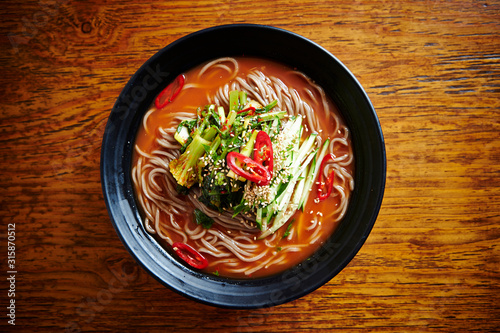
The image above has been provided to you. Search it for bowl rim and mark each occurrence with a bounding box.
[100,23,386,309]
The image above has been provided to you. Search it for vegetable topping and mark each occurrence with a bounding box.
[155,74,185,109]
[226,152,271,186]
[253,131,273,174]
[193,209,214,229]
[172,242,208,269]
[168,88,326,237]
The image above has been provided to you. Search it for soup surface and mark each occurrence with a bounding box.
[132,57,354,278]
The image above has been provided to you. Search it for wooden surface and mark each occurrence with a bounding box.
[1,0,499,332]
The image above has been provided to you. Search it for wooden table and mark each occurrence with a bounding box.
[1,1,499,332]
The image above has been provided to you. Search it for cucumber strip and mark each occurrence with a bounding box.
[276,149,316,212]
[256,207,263,230]
[259,204,296,239]
[298,155,316,210]
[262,202,275,230]
[291,133,317,170]
[287,115,303,137]
[268,118,280,138]
[261,206,269,231]
[282,117,303,167]
[292,166,308,208]
[299,138,330,209]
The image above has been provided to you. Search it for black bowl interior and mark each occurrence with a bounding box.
[101,24,386,309]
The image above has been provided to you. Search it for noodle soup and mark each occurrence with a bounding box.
[132,57,354,278]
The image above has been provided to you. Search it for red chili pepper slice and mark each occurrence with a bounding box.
[154,74,185,109]
[253,131,273,174]
[237,106,256,115]
[317,153,335,201]
[172,242,208,269]
[226,152,271,186]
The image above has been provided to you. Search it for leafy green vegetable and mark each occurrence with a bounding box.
[176,184,190,195]
[193,209,214,229]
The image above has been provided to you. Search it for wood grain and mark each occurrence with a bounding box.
[1,0,499,332]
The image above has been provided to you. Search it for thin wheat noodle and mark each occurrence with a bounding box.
[243,256,276,275]
[199,57,239,79]
[142,107,155,134]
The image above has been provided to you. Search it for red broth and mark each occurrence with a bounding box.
[133,57,353,278]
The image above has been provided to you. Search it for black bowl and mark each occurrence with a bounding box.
[101,24,386,309]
